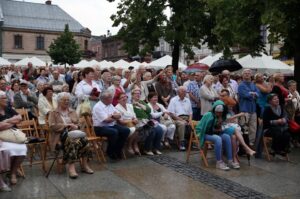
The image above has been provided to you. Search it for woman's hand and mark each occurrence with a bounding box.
[67,124,78,131]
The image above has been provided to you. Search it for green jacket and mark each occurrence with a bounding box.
[195,100,227,147]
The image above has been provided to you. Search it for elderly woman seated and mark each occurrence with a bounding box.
[263,93,290,156]
[196,100,236,170]
[131,88,163,155]
[48,92,93,179]
[147,92,176,147]
[0,91,27,185]
[115,92,140,155]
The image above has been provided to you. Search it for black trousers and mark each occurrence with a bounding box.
[94,124,130,158]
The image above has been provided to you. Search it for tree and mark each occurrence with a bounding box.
[262,0,300,88]
[206,0,300,87]
[48,24,82,65]
[108,0,213,72]
[206,0,265,58]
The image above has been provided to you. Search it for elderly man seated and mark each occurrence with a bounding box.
[93,90,130,160]
[167,86,193,151]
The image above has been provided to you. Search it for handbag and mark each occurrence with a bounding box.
[0,128,27,143]
[288,120,300,133]
[78,98,91,116]
[160,114,174,127]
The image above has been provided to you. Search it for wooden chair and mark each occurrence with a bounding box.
[263,135,289,161]
[186,120,210,167]
[81,115,107,163]
[15,108,30,121]
[17,119,47,173]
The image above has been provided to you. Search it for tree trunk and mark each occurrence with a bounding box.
[294,46,300,91]
[172,40,180,73]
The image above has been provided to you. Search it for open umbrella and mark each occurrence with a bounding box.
[184,63,209,73]
[209,59,242,73]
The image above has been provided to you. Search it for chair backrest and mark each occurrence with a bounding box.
[83,115,97,137]
[17,119,39,137]
[15,108,30,121]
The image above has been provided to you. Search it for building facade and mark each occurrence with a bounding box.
[0,0,91,63]
[101,36,128,62]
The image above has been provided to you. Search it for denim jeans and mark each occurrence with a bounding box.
[205,133,232,161]
[144,125,163,151]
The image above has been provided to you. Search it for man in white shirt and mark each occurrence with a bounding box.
[167,86,193,151]
[93,90,130,160]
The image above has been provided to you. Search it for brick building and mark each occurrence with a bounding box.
[101,36,128,62]
[0,0,91,63]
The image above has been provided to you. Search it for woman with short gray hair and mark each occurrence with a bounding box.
[107,75,125,106]
[49,92,93,179]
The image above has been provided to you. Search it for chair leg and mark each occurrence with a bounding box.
[263,138,271,161]
[200,150,209,167]
[186,135,193,163]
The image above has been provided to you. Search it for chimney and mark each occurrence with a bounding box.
[45,0,51,5]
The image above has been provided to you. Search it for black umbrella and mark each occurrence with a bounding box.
[209,59,243,73]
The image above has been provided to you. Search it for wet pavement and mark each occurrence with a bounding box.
[1,147,299,199]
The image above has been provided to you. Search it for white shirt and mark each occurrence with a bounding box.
[115,103,136,120]
[92,101,119,127]
[215,79,238,94]
[75,80,100,101]
[167,96,193,116]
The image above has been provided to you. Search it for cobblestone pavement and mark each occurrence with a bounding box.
[148,155,271,199]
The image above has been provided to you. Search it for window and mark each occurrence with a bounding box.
[14,35,23,49]
[36,36,45,50]
[84,40,88,50]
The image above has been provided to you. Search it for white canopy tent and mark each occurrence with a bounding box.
[113,59,130,69]
[148,55,187,70]
[0,57,11,66]
[98,60,110,69]
[198,53,223,66]
[30,57,46,67]
[14,57,30,66]
[14,57,46,67]
[74,60,90,68]
[89,60,100,67]
[130,61,141,69]
[237,54,293,75]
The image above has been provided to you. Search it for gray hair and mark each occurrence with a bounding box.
[143,71,152,79]
[100,90,113,101]
[112,75,121,81]
[57,92,71,103]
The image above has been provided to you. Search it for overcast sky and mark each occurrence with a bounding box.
[24,0,120,36]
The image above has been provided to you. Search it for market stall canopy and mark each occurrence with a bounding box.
[148,55,187,70]
[74,60,90,68]
[0,57,11,66]
[198,53,223,66]
[113,59,130,69]
[89,60,100,67]
[15,57,46,67]
[99,60,112,69]
[130,61,141,69]
[237,54,293,75]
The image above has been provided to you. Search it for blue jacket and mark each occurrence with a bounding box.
[238,81,259,113]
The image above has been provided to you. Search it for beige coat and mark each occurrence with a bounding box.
[48,109,79,150]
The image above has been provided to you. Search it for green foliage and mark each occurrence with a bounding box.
[48,24,82,65]
[108,0,212,70]
[207,0,265,59]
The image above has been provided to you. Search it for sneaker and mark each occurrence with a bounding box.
[153,150,162,155]
[0,185,12,192]
[179,141,186,151]
[216,161,230,171]
[144,151,154,156]
[228,161,240,169]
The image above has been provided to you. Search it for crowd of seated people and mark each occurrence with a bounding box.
[0,61,299,192]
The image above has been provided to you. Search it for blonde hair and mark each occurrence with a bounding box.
[203,74,214,84]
